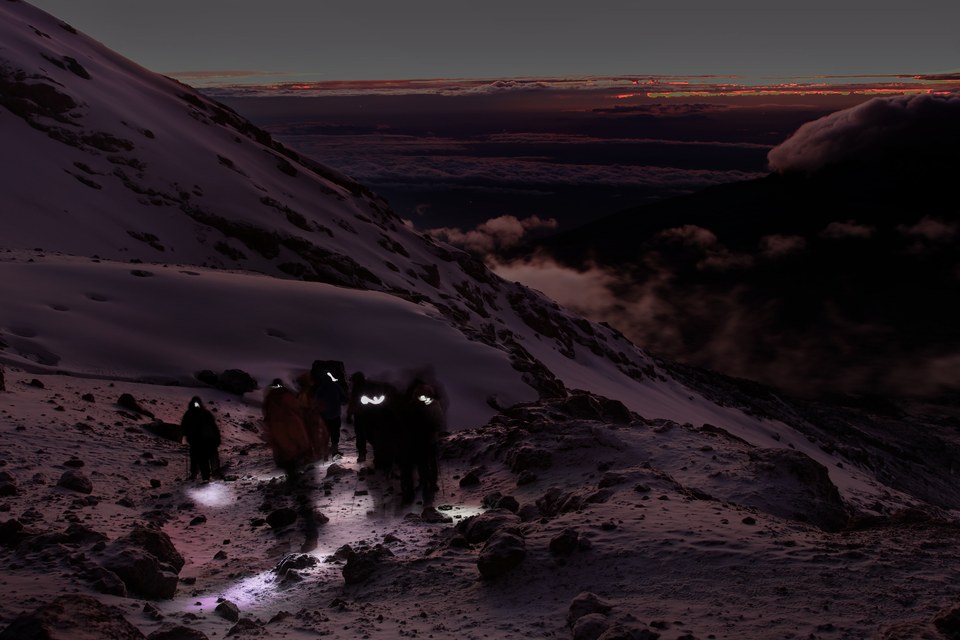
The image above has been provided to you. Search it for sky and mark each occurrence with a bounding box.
[25,0,960,83]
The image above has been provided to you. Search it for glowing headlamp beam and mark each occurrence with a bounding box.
[361,395,385,405]
[418,395,434,405]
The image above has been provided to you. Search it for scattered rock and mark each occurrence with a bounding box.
[573,613,612,640]
[0,479,17,497]
[215,600,241,622]
[568,592,614,627]
[82,393,96,402]
[117,394,155,419]
[115,525,185,571]
[342,545,394,585]
[459,470,481,488]
[147,626,209,640]
[99,546,180,599]
[96,525,184,599]
[550,528,581,556]
[325,463,352,477]
[0,365,5,391]
[496,495,520,512]
[143,603,163,621]
[456,509,521,544]
[504,445,553,473]
[57,469,93,494]
[63,458,85,468]
[537,486,613,517]
[86,564,127,596]
[0,594,146,639]
[0,518,30,548]
[599,472,627,488]
[481,492,503,508]
[275,553,317,580]
[477,530,526,579]
[226,617,264,636]
[189,515,206,526]
[28,379,45,389]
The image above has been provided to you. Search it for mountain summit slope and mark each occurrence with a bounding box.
[0,0,674,421]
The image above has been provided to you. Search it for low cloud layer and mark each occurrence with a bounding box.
[427,215,558,254]
[434,214,959,398]
[767,92,960,173]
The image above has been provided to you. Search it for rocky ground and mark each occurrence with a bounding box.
[3,366,960,639]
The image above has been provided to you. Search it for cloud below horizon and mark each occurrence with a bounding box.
[767,91,960,173]
[433,213,959,398]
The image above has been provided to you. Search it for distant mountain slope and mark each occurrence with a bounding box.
[531,92,960,397]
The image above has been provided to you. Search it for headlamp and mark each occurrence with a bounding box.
[418,395,434,406]
[326,372,338,383]
[361,395,385,406]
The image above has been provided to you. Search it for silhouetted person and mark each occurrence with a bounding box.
[262,379,312,482]
[296,371,330,461]
[180,396,221,482]
[347,371,368,463]
[311,361,346,456]
[398,378,445,506]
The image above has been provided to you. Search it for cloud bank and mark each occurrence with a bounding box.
[767,91,960,173]
[433,213,959,398]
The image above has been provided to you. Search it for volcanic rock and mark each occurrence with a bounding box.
[477,530,526,579]
[0,594,146,639]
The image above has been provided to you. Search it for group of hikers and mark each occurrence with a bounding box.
[180,360,447,506]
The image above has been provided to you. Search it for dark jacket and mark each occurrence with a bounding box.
[181,399,220,450]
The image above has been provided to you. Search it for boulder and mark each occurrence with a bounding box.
[568,592,613,627]
[147,627,209,640]
[100,546,179,600]
[115,525,185,572]
[477,530,526,579]
[96,525,184,599]
[573,613,612,640]
[549,528,581,556]
[57,469,93,494]
[342,545,393,585]
[215,600,240,622]
[742,448,849,532]
[117,394,155,418]
[0,594,146,639]
[455,509,521,544]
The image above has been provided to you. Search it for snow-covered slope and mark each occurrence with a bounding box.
[0,0,763,431]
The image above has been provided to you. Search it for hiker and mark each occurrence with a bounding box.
[180,396,221,482]
[311,361,347,457]
[346,371,369,463]
[398,378,446,505]
[296,370,330,461]
[262,379,313,481]
[353,377,403,474]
